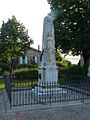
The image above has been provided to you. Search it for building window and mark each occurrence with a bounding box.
[19,56,28,64]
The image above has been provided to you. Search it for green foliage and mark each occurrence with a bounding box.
[0,15,33,64]
[57,60,71,79]
[12,79,38,88]
[14,68,38,79]
[56,60,71,68]
[17,64,38,69]
[0,79,5,90]
[4,71,10,76]
[0,68,2,74]
[64,65,87,77]
[49,0,90,65]
[0,63,9,73]
[58,65,87,85]
[0,16,33,80]
[56,49,62,61]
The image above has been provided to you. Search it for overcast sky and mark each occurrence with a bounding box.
[0,0,50,50]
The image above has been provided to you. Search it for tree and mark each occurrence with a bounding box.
[56,48,62,61]
[49,0,90,66]
[0,16,33,79]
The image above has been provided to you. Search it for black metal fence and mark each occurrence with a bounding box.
[5,77,90,107]
[4,77,90,107]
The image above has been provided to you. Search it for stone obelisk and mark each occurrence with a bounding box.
[38,14,58,84]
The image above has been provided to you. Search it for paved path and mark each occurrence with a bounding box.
[0,104,90,120]
[0,91,90,120]
[0,91,7,112]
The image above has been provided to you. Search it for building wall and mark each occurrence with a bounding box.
[19,48,41,65]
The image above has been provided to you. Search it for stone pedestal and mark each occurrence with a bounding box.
[32,81,67,103]
[38,66,58,84]
[33,65,66,99]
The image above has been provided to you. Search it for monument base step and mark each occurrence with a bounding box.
[32,85,67,103]
[33,86,67,96]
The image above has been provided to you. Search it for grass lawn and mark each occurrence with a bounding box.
[0,79,5,90]
[0,78,38,91]
[13,79,38,87]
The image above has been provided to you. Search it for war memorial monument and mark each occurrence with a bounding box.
[38,13,58,84]
[33,1,66,97]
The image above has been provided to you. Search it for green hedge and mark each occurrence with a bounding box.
[58,67,68,77]
[58,65,87,82]
[56,60,71,68]
[0,63,9,73]
[17,64,38,69]
[0,68,2,74]
[14,68,38,79]
[58,65,88,85]
[57,60,71,79]
[66,65,87,76]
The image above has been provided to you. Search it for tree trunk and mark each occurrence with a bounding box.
[10,59,14,82]
[82,52,90,67]
[79,55,84,66]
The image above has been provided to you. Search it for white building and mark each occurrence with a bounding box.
[19,47,41,65]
